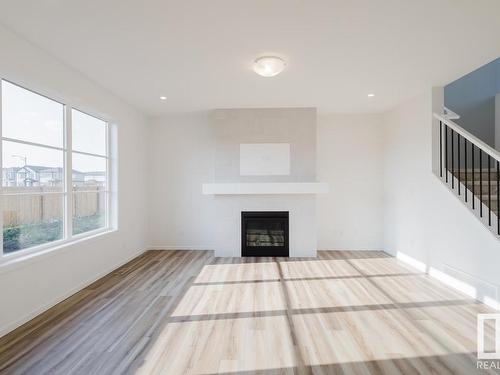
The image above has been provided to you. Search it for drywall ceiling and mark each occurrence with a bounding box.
[0,0,500,116]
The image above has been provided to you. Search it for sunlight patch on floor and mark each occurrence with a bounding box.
[285,278,394,309]
[292,309,476,371]
[171,281,286,316]
[279,259,361,279]
[136,316,297,375]
[349,257,423,276]
[194,262,280,283]
[370,274,468,304]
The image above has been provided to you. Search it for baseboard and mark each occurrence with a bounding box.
[150,247,384,252]
[317,248,385,251]
[395,250,500,311]
[0,247,147,338]
[147,245,214,251]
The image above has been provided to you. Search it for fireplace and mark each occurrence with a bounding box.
[241,211,289,257]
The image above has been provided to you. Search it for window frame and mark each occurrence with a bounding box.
[0,79,114,262]
[70,108,110,239]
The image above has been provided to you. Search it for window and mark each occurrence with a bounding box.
[71,109,108,236]
[0,80,112,256]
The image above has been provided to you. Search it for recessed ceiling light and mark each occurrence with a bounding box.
[367,93,375,97]
[253,56,286,77]
[160,96,167,100]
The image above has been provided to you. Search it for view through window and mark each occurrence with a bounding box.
[1,80,110,254]
[71,109,108,236]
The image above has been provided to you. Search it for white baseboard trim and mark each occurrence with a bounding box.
[0,247,147,338]
[317,248,385,251]
[147,245,214,251]
[395,250,500,311]
[150,247,384,252]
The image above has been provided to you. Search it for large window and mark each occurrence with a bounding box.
[0,80,112,256]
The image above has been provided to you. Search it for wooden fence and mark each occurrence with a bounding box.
[2,186,105,227]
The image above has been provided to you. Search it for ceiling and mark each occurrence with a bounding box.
[1,0,500,116]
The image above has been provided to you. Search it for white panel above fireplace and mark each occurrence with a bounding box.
[240,143,290,176]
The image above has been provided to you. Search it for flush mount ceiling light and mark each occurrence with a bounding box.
[253,56,286,77]
[367,93,375,97]
[160,96,167,100]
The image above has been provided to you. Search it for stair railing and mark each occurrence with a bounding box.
[434,113,500,236]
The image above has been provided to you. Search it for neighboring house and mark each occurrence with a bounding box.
[2,167,20,187]
[84,171,106,185]
[2,166,104,188]
[2,165,48,187]
[39,167,63,186]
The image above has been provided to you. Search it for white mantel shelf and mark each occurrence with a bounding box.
[202,182,329,195]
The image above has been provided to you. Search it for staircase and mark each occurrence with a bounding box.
[456,169,499,216]
[435,113,500,238]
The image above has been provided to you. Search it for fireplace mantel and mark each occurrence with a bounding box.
[202,182,329,195]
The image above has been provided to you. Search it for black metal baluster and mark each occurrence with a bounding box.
[488,155,491,226]
[445,125,449,183]
[472,144,475,209]
[464,138,468,203]
[439,121,443,178]
[480,150,483,217]
[451,129,455,189]
[458,133,461,196]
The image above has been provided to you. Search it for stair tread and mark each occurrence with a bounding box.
[479,195,499,200]
[464,180,498,184]
[452,168,500,172]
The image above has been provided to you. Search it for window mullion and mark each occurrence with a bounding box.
[1,137,65,152]
[105,123,110,228]
[65,105,73,239]
[72,149,107,158]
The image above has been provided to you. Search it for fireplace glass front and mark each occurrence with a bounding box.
[241,211,289,257]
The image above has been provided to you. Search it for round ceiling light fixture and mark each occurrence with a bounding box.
[253,56,286,77]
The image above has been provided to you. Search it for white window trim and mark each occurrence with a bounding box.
[0,228,117,275]
[64,104,73,239]
[0,79,115,265]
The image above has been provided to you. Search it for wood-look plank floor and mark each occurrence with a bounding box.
[0,250,496,375]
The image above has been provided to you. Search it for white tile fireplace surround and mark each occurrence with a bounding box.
[207,107,325,258]
[211,194,318,257]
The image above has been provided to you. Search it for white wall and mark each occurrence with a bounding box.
[0,25,150,335]
[85,109,387,256]
[149,112,215,249]
[317,114,384,250]
[383,91,500,307]
[149,112,384,252]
